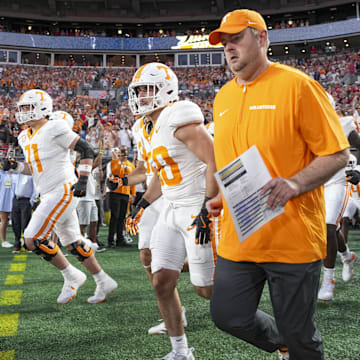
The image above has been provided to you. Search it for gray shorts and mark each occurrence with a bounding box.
[76,200,98,225]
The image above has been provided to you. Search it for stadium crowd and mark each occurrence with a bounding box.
[0,50,360,153]
[0,18,311,39]
[1,49,360,252]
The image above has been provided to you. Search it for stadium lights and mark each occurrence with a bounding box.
[118,29,122,35]
[285,50,289,54]
[284,46,289,50]
[269,52,273,56]
[28,26,32,31]
[326,42,330,46]
[201,27,206,32]
[345,43,350,47]
[288,20,293,25]
[344,39,348,43]
[268,26,273,30]
[159,29,164,34]
[301,49,306,53]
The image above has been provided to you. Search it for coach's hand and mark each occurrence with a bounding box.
[261,176,300,210]
[71,175,88,197]
[126,198,150,236]
[188,197,213,245]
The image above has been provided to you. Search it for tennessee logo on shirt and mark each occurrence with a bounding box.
[249,105,276,110]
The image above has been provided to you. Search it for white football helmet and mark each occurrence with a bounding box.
[49,110,74,130]
[128,62,179,116]
[15,89,53,124]
[345,153,357,173]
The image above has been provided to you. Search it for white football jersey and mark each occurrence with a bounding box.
[149,100,206,206]
[325,115,355,187]
[132,116,155,186]
[18,119,78,195]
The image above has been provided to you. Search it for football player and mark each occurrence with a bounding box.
[126,63,218,360]
[318,95,359,301]
[2,90,117,305]
[129,115,188,336]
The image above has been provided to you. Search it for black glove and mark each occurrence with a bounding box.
[347,170,360,185]
[189,197,213,245]
[71,175,88,197]
[106,175,128,191]
[2,157,18,171]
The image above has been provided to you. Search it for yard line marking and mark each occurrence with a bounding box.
[0,313,19,336]
[4,275,24,286]
[0,350,15,359]
[9,263,26,272]
[0,290,23,306]
[13,255,27,261]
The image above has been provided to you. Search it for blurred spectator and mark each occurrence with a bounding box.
[11,173,38,253]
[0,169,17,248]
[105,146,135,247]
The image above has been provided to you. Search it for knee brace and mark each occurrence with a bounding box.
[33,239,59,261]
[70,241,94,262]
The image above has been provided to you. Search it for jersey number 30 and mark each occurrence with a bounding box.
[152,146,182,186]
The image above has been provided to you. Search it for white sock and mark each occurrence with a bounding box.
[339,245,351,261]
[323,267,335,281]
[60,264,77,281]
[93,269,106,283]
[170,334,188,355]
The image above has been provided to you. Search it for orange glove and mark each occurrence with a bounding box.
[125,198,150,235]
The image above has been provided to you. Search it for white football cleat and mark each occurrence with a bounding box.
[2,241,13,248]
[148,306,188,335]
[88,274,118,304]
[57,270,87,305]
[318,279,335,301]
[342,252,358,282]
[161,348,194,360]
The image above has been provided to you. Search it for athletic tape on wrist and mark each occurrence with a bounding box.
[78,164,92,173]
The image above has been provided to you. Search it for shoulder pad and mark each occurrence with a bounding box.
[46,119,72,137]
[167,101,204,130]
[18,130,27,142]
[132,117,142,134]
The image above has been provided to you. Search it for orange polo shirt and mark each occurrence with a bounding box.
[110,159,136,196]
[213,62,349,264]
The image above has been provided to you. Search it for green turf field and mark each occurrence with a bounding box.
[0,227,359,360]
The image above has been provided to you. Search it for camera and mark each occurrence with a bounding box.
[120,149,127,155]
